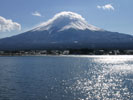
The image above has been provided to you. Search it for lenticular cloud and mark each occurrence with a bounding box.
[0,16,21,32]
[34,11,101,32]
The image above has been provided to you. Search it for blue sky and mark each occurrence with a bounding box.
[0,0,133,38]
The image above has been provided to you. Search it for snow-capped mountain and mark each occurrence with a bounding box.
[0,11,133,50]
[32,11,102,32]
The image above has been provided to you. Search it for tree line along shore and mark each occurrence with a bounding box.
[0,49,133,56]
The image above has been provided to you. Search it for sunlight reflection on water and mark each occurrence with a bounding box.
[66,56,133,100]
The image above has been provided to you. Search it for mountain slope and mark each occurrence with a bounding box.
[0,11,133,50]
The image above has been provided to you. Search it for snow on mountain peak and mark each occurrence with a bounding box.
[33,11,102,32]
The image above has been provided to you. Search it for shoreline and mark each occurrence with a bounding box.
[0,54,133,57]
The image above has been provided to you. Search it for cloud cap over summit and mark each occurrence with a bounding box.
[33,11,102,32]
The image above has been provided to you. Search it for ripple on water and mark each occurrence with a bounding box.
[65,56,133,100]
[0,56,133,100]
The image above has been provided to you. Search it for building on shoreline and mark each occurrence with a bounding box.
[0,49,133,56]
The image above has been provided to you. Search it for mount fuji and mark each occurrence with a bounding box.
[0,11,133,50]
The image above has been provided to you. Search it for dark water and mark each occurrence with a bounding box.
[0,55,133,100]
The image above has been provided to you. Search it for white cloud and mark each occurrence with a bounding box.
[33,11,101,32]
[32,11,42,17]
[97,4,114,10]
[0,16,21,32]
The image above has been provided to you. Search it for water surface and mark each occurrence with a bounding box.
[0,55,133,100]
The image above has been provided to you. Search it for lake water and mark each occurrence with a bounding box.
[0,55,133,100]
